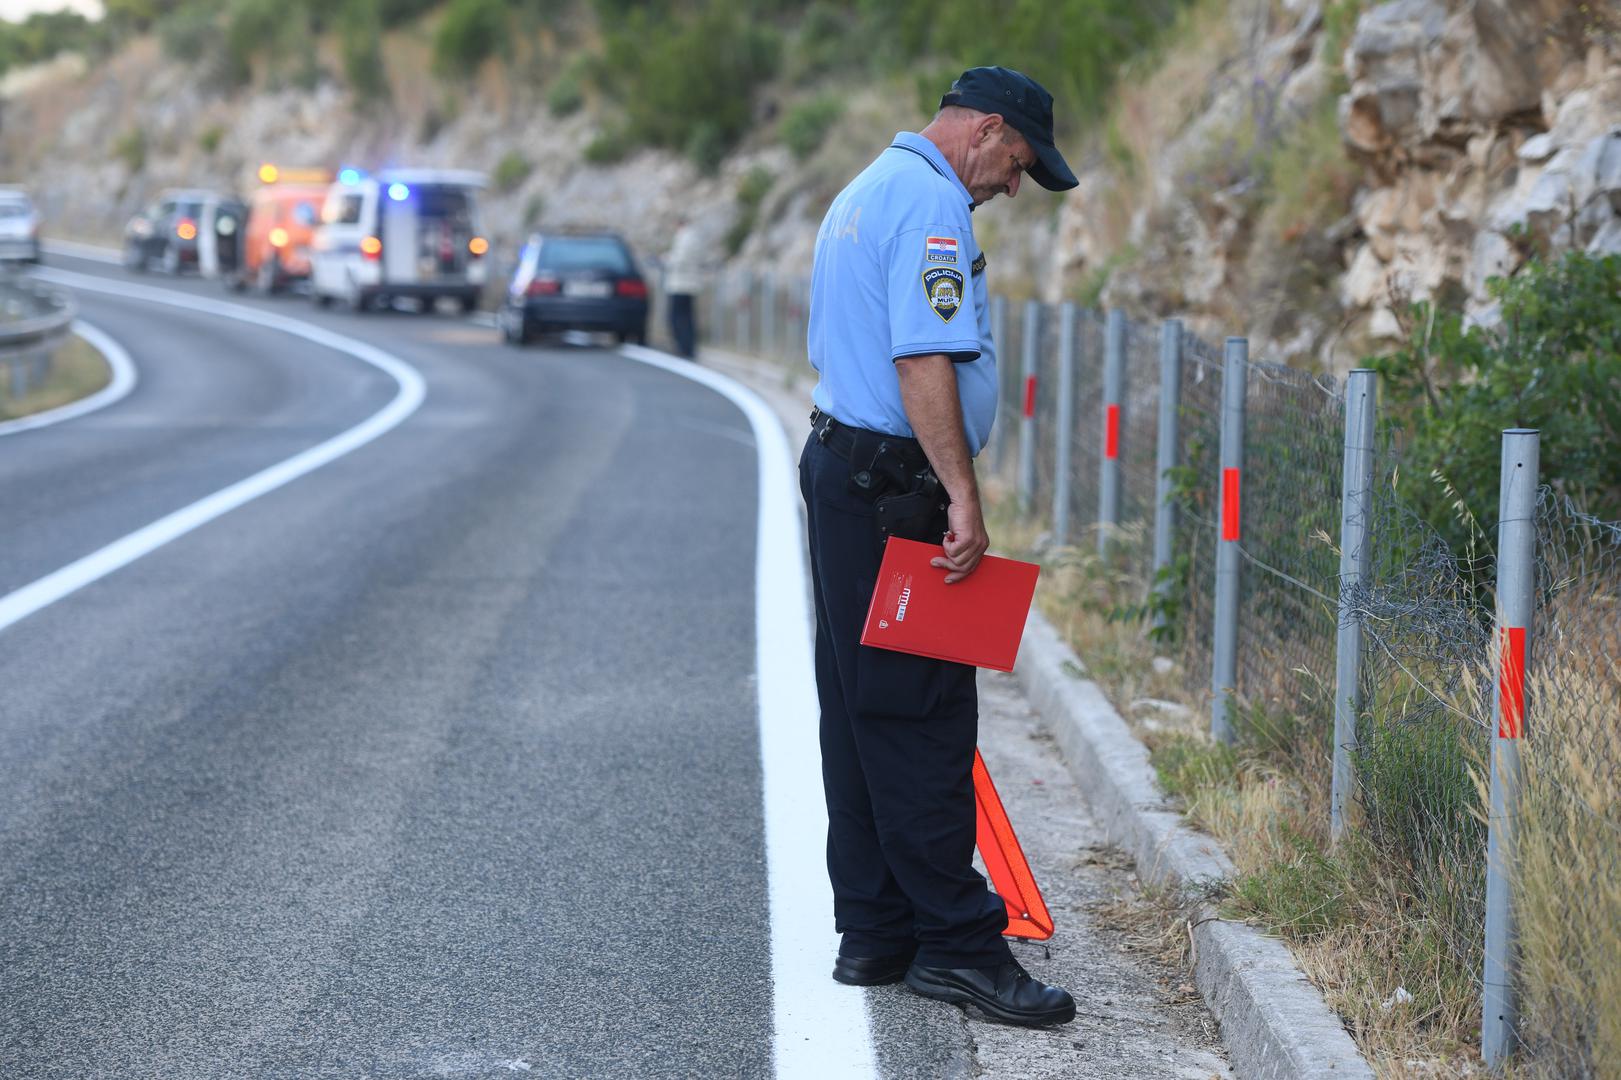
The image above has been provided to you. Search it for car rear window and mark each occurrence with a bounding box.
[177,201,204,218]
[536,236,633,274]
[0,201,30,219]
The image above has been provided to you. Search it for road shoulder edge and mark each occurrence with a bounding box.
[1015,613,1376,1080]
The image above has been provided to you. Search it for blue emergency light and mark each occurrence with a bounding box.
[338,168,362,185]
[388,183,410,202]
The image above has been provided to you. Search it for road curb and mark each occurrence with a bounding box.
[1015,612,1375,1080]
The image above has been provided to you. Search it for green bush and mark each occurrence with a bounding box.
[432,0,509,80]
[378,0,437,26]
[196,124,224,154]
[340,0,389,102]
[114,127,147,173]
[156,2,218,62]
[583,126,634,166]
[1369,252,1621,549]
[780,95,844,162]
[0,9,103,76]
[595,0,780,165]
[493,150,532,192]
[865,0,1191,132]
[725,165,775,255]
[222,0,280,87]
[547,65,585,118]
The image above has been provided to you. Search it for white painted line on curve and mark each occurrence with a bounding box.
[0,267,426,635]
[41,238,122,264]
[0,320,138,437]
[619,343,876,1080]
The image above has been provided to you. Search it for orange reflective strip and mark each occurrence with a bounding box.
[1221,468,1241,542]
[1499,626,1526,739]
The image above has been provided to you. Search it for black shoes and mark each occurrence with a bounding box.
[832,951,916,986]
[904,960,1076,1027]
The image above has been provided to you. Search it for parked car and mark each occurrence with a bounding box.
[123,189,232,274]
[499,228,649,346]
[234,167,330,293]
[309,168,488,312]
[0,188,42,264]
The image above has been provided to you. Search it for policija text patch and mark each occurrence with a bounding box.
[923,267,965,323]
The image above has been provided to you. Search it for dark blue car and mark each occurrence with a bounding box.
[500,229,649,346]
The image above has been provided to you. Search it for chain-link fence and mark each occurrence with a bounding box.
[693,273,1621,1075]
[1514,491,1621,1075]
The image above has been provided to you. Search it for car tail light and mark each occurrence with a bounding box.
[615,278,649,299]
[360,236,382,260]
[176,218,198,241]
[526,276,561,297]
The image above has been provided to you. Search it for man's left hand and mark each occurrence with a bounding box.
[932,498,989,583]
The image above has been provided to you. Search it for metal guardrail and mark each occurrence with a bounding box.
[0,272,76,403]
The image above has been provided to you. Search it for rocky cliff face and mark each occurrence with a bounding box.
[1340,0,1621,334]
[1057,0,1621,368]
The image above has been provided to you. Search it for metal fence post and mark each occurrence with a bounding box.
[759,273,776,360]
[1151,319,1183,632]
[1482,428,1539,1069]
[1053,302,1078,544]
[1098,308,1126,553]
[1017,300,1039,517]
[1210,336,1247,744]
[1331,369,1377,842]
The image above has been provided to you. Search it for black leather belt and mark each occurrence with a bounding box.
[810,407,927,470]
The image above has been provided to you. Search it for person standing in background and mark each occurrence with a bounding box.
[663,215,704,359]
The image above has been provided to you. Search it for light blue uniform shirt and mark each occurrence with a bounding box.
[807,131,997,456]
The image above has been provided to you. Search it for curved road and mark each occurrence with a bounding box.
[2,254,1237,1080]
[1,256,780,1078]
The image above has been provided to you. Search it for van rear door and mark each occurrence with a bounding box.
[381,190,419,284]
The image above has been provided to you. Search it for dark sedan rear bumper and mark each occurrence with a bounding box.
[520,296,649,335]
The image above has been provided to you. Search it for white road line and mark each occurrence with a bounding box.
[0,320,138,437]
[620,344,877,1080]
[0,268,426,635]
[41,238,122,264]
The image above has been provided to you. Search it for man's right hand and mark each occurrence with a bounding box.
[932,499,989,584]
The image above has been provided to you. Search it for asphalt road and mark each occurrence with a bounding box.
[3,253,1233,1080]
[2,256,772,1078]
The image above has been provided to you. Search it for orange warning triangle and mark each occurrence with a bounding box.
[974,748,1055,941]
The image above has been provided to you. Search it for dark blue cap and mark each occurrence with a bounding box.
[940,66,1077,192]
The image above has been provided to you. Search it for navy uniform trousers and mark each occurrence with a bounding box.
[798,431,1012,970]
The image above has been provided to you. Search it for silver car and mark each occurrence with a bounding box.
[0,189,42,264]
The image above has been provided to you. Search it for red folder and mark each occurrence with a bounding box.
[859,537,1040,672]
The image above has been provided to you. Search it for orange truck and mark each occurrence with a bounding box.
[234,164,332,293]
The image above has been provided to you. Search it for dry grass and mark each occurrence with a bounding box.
[1513,664,1621,1077]
[984,479,1495,1075]
[0,335,111,422]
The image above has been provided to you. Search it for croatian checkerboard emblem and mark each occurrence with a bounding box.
[923,267,964,322]
[925,235,959,263]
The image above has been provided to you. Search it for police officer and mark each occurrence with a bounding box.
[799,67,1079,1027]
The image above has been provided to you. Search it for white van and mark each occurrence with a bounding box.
[309,169,489,312]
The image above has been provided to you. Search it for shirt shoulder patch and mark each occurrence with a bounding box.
[924,235,959,264]
[970,250,987,276]
[922,267,965,323]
